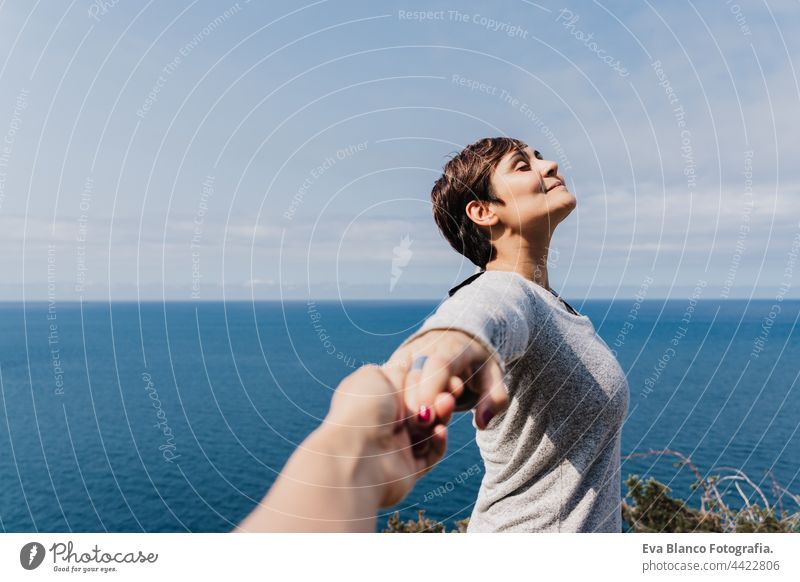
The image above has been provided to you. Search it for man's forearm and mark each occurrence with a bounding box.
[234,426,383,532]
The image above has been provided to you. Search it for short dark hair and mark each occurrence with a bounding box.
[430,137,526,268]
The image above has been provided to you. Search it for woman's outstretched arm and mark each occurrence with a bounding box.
[385,271,537,430]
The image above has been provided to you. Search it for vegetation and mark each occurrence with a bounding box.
[383,510,469,533]
[384,449,800,533]
[622,449,799,533]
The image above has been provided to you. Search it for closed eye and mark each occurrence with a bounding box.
[515,162,530,171]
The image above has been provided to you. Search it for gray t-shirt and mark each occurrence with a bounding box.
[400,270,629,532]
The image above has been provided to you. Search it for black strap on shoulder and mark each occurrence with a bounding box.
[556,295,581,316]
[448,271,485,297]
[548,288,581,316]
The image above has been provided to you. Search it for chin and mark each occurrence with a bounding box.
[550,192,577,228]
[552,190,577,219]
[565,191,577,211]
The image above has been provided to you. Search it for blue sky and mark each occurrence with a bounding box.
[0,0,798,300]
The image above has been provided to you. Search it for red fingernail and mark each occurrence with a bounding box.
[481,409,495,427]
[417,405,432,424]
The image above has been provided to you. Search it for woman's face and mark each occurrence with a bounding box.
[484,146,576,239]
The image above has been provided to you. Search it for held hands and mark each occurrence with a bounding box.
[382,329,510,451]
[235,334,511,532]
[234,364,447,532]
[323,327,511,509]
[321,364,449,508]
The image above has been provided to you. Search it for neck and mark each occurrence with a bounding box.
[484,236,552,291]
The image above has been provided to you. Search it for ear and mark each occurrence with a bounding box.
[465,199,499,227]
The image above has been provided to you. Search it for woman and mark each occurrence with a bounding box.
[389,137,630,532]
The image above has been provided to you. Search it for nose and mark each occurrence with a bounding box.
[542,159,558,178]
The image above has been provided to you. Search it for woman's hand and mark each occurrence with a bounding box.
[383,329,510,434]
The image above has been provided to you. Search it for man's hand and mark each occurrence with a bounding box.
[323,364,449,508]
[235,364,453,532]
[383,329,510,440]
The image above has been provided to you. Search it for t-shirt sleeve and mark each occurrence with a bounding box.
[397,273,536,374]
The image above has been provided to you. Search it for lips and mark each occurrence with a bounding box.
[547,180,565,192]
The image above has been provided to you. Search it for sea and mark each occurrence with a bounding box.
[0,298,798,532]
